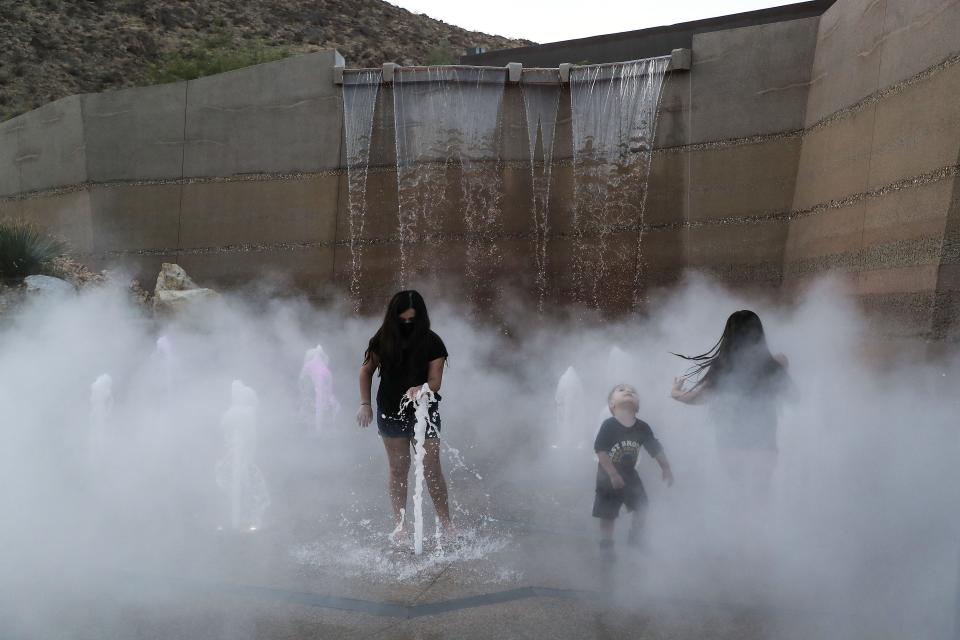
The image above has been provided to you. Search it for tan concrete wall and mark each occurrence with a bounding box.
[784,0,960,344]
[0,50,345,293]
[0,0,958,340]
[0,16,823,309]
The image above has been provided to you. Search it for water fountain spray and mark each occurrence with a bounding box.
[555,366,586,449]
[153,335,175,397]
[299,344,341,434]
[606,345,631,384]
[401,383,437,555]
[88,374,113,467]
[215,380,270,532]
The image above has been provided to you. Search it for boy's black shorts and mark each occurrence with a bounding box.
[592,480,648,519]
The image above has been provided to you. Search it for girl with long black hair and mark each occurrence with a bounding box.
[356,291,452,539]
[670,310,790,482]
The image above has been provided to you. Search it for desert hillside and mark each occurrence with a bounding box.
[0,0,532,121]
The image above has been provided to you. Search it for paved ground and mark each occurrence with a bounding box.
[2,518,884,640]
[2,440,943,639]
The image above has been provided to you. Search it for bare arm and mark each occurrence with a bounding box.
[426,357,445,394]
[405,357,446,400]
[356,353,379,427]
[359,352,379,405]
[654,451,674,486]
[596,452,624,489]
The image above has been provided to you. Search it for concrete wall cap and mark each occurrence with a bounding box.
[382,62,398,83]
[669,48,692,71]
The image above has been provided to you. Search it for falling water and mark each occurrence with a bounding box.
[342,70,382,310]
[299,344,341,434]
[393,67,506,291]
[215,380,270,531]
[570,57,669,309]
[88,374,113,467]
[520,77,562,310]
[555,366,587,449]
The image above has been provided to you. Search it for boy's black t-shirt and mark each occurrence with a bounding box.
[371,330,448,416]
[594,417,663,487]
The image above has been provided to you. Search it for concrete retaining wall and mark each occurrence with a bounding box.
[0,0,958,347]
[783,0,960,348]
[0,49,345,290]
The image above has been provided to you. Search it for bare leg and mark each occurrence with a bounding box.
[598,518,616,564]
[598,518,615,542]
[381,436,411,529]
[422,440,452,530]
[627,508,646,547]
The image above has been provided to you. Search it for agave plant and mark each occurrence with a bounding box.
[0,220,66,279]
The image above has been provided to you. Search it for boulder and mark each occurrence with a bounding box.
[154,262,198,292]
[153,263,219,315]
[24,274,77,296]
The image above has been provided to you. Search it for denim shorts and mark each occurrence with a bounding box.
[377,402,441,439]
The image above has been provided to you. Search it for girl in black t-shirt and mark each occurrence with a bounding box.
[357,290,452,539]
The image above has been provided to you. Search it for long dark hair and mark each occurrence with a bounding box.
[675,310,782,388]
[364,290,431,372]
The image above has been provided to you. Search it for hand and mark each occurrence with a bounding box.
[356,404,373,428]
[405,386,422,401]
[670,377,687,399]
[610,473,626,490]
[662,467,674,487]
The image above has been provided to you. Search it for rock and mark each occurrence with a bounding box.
[129,279,151,306]
[154,288,220,315]
[153,263,218,315]
[24,274,76,296]
[49,256,105,288]
[155,262,198,292]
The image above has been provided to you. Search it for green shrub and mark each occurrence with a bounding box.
[146,34,292,84]
[424,43,458,66]
[0,220,66,279]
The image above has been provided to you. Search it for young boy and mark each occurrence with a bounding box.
[594,383,673,554]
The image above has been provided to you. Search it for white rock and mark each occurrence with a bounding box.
[153,288,219,314]
[154,263,199,293]
[24,275,76,296]
[152,263,219,315]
